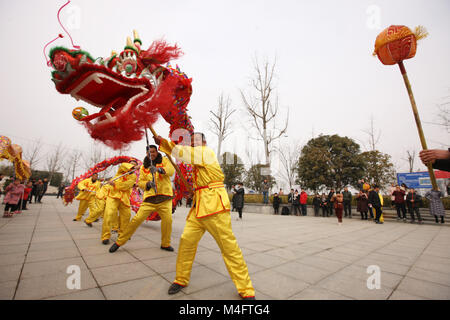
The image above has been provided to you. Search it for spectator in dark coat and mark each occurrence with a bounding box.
[356,191,369,220]
[327,189,335,216]
[406,188,423,224]
[233,183,245,220]
[312,194,321,217]
[272,193,281,214]
[320,193,328,217]
[342,187,352,218]
[392,185,407,221]
[368,186,383,224]
[57,183,65,199]
[34,180,43,203]
[292,190,301,216]
[29,179,36,204]
[38,178,48,202]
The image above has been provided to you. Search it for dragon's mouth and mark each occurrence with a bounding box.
[50,49,158,129]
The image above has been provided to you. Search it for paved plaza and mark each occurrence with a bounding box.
[1,197,450,300]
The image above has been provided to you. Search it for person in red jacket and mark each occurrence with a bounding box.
[300,189,308,216]
[392,185,407,222]
[22,182,33,210]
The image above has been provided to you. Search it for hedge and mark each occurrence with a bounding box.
[229,194,450,210]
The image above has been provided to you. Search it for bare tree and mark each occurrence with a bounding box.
[46,142,66,185]
[64,149,83,183]
[209,93,236,157]
[362,115,381,151]
[240,56,289,167]
[274,141,301,190]
[402,150,416,173]
[83,142,117,179]
[23,138,43,171]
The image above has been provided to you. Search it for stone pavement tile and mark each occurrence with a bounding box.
[193,249,224,265]
[244,252,289,269]
[203,260,264,279]
[78,244,110,257]
[0,243,28,255]
[314,250,361,264]
[254,290,275,300]
[364,252,417,266]
[25,246,80,263]
[316,273,393,300]
[46,287,105,300]
[127,247,176,261]
[413,254,450,275]
[264,247,303,261]
[70,232,99,240]
[333,264,403,289]
[289,244,325,256]
[74,238,103,248]
[0,236,32,246]
[162,265,229,295]
[15,270,97,300]
[31,234,72,243]
[250,269,309,300]
[0,280,17,300]
[101,274,178,300]
[0,264,22,283]
[28,239,76,252]
[272,262,332,285]
[289,286,354,300]
[388,290,429,300]
[0,252,26,267]
[239,242,278,253]
[354,258,411,276]
[405,266,450,288]
[118,239,159,251]
[83,251,138,269]
[187,281,242,300]
[21,257,87,279]
[91,261,156,286]
[296,255,348,273]
[141,255,193,274]
[423,248,450,259]
[396,277,450,300]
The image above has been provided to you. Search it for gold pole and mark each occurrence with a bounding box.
[398,61,438,190]
[148,125,193,193]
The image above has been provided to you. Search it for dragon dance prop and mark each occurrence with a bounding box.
[373,25,444,215]
[46,2,194,206]
[0,136,31,180]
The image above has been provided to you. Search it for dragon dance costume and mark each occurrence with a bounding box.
[159,138,255,299]
[74,177,101,221]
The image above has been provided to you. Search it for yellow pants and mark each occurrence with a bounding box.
[101,198,131,241]
[174,211,255,298]
[116,200,172,247]
[85,199,119,229]
[74,198,96,220]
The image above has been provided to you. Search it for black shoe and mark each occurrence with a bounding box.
[85,221,92,227]
[73,218,78,221]
[94,219,99,222]
[161,246,174,252]
[109,243,120,253]
[242,296,256,300]
[102,239,110,245]
[168,283,183,294]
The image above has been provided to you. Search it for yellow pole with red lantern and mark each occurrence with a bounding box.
[373,25,438,191]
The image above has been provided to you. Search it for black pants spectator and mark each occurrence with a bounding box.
[368,206,374,219]
[34,193,40,203]
[28,193,34,204]
[4,203,18,212]
[57,191,63,199]
[321,206,328,217]
[274,206,279,214]
[21,199,27,210]
[237,208,243,219]
[395,203,407,219]
[344,202,351,217]
[373,206,382,222]
[360,211,368,220]
[300,204,307,216]
[313,206,320,216]
[38,193,45,203]
[409,207,422,222]
[293,205,300,216]
[328,203,334,216]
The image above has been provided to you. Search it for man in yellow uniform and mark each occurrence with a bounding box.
[84,183,112,227]
[100,162,137,245]
[109,145,175,253]
[154,132,255,300]
[73,173,101,221]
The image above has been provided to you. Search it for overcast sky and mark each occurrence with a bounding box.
[1,0,449,189]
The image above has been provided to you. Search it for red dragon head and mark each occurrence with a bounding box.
[49,30,194,149]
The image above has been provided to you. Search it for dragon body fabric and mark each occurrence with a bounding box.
[0,136,31,180]
[49,31,194,212]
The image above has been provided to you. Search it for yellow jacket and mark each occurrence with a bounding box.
[138,156,175,199]
[107,163,137,207]
[159,139,230,218]
[95,184,111,200]
[75,178,101,200]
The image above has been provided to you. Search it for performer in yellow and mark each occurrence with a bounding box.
[84,184,115,227]
[109,145,175,253]
[73,173,101,221]
[100,162,137,244]
[154,132,255,300]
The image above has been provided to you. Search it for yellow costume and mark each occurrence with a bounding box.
[116,156,175,247]
[101,163,136,241]
[379,193,384,223]
[74,177,101,221]
[84,185,118,229]
[159,139,255,298]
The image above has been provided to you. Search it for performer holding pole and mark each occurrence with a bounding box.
[73,173,101,221]
[153,131,255,300]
